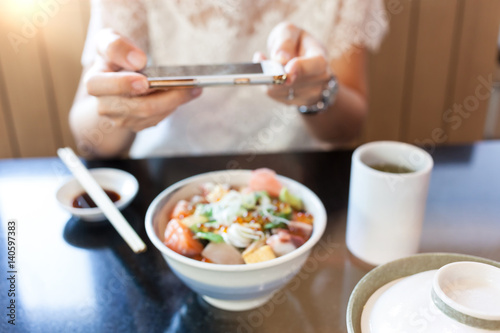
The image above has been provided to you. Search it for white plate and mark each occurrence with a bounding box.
[56,168,139,221]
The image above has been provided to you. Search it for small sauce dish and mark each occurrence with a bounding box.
[56,168,139,221]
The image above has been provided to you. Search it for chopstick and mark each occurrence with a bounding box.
[57,147,147,253]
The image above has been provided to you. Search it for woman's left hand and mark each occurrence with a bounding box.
[255,22,332,107]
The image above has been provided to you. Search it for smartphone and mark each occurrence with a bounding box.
[141,61,286,88]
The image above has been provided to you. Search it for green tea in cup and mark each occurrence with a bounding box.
[368,163,414,174]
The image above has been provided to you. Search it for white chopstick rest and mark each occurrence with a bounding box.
[57,147,147,253]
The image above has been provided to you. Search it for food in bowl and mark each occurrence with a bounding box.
[145,169,327,311]
[163,168,314,265]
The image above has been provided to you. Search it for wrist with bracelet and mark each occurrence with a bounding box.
[297,75,339,115]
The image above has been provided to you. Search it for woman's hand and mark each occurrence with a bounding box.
[85,29,202,132]
[255,22,332,107]
[255,22,369,144]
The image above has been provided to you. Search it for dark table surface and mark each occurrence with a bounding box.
[1,141,500,333]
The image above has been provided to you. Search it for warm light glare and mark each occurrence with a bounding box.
[6,0,38,15]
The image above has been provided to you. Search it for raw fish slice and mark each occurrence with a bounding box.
[248,168,282,197]
[164,219,204,257]
[288,221,313,239]
[201,242,244,265]
[171,200,190,219]
[266,230,297,257]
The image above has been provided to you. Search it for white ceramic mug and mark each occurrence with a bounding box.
[346,141,433,266]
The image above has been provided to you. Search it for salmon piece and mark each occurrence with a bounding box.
[171,200,190,219]
[164,219,204,257]
[248,168,282,197]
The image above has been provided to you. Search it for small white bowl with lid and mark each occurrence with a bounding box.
[432,261,500,330]
[347,253,500,333]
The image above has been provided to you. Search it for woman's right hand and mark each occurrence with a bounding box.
[85,29,203,132]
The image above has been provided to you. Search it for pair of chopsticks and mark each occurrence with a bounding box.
[57,147,147,253]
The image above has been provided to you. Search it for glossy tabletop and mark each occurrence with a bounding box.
[1,141,500,333]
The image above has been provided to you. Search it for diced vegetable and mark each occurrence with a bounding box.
[243,245,276,264]
[279,187,303,211]
[180,215,208,228]
[242,239,266,257]
[201,242,244,265]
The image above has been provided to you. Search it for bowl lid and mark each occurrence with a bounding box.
[432,261,500,330]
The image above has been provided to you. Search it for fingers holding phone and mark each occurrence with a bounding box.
[86,72,149,96]
[96,87,203,132]
[95,28,148,72]
[85,29,203,132]
[264,22,332,107]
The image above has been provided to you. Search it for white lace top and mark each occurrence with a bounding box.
[83,0,388,158]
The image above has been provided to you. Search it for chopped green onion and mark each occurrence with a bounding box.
[264,222,287,230]
[274,212,292,220]
[195,232,224,243]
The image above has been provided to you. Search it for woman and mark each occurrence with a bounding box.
[70,0,388,158]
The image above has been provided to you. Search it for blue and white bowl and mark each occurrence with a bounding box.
[145,170,327,311]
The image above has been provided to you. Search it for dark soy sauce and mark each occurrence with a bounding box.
[72,190,121,208]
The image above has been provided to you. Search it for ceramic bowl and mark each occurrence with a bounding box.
[56,168,139,221]
[346,253,500,333]
[145,170,327,311]
[432,261,500,330]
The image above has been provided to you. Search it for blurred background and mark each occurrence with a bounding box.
[0,0,499,158]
